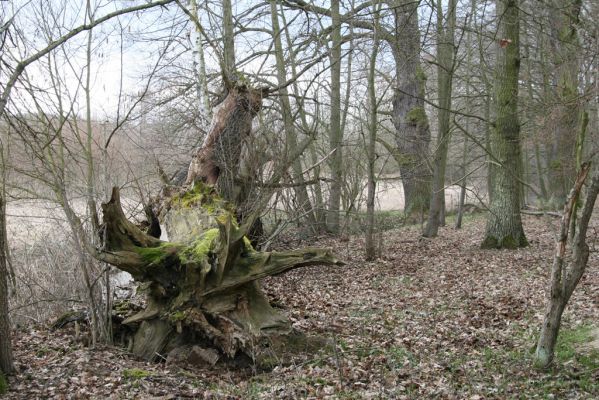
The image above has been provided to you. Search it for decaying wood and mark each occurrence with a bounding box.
[99,183,343,360]
[184,85,265,187]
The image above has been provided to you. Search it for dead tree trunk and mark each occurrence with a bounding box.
[98,83,343,362]
[101,185,341,360]
[534,162,599,369]
[184,83,267,243]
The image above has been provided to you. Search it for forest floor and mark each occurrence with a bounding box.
[3,213,599,399]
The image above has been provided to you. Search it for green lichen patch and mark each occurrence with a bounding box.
[169,310,187,322]
[243,236,255,252]
[406,106,429,129]
[416,65,427,83]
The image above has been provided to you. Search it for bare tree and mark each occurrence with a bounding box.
[535,162,598,368]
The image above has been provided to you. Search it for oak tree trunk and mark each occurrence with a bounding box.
[481,0,527,249]
[391,0,432,221]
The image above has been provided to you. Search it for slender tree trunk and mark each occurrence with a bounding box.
[481,0,527,249]
[455,0,476,230]
[269,0,317,234]
[327,0,343,234]
[190,0,211,118]
[535,165,598,368]
[0,140,13,374]
[279,5,325,232]
[0,193,13,374]
[222,0,235,81]
[390,0,432,221]
[365,7,380,260]
[423,0,456,237]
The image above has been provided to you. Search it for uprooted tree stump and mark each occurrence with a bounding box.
[100,183,343,364]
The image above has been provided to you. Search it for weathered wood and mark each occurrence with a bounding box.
[184,84,264,190]
[100,183,343,360]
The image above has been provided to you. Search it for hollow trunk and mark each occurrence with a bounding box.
[184,84,266,242]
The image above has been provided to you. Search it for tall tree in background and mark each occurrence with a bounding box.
[546,0,583,207]
[392,0,432,220]
[327,0,343,234]
[222,0,236,82]
[269,0,317,233]
[365,2,381,260]
[481,0,527,249]
[423,0,457,237]
[281,0,433,222]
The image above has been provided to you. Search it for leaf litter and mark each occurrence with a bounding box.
[3,214,599,399]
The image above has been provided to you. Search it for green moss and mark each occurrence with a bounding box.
[500,235,519,249]
[243,236,254,252]
[171,183,235,222]
[172,184,209,208]
[416,65,427,83]
[406,106,429,129]
[0,372,7,395]
[133,243,180,264]
[190,228,219,258]
[122,368,153,380]
[170,310,187,322]
[481,236,498,249]
[481,234,527,249]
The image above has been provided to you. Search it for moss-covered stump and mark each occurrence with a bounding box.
[99,184,343,362]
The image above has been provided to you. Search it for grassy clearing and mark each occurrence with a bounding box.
[122,368,153,380]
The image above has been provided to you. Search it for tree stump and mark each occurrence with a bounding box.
[100,183,342,361]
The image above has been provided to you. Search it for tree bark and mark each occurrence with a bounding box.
[365,6,380,261]
[269,0,317,234]
[546,0,583,207]
[185,85,264,199]
[423,0,456,237]
[0,194,14,374]
[327,0,343,234]
[391,0,432,221]
[222,0,236,82]
[535,163,598,369]
[481,0,527,249]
